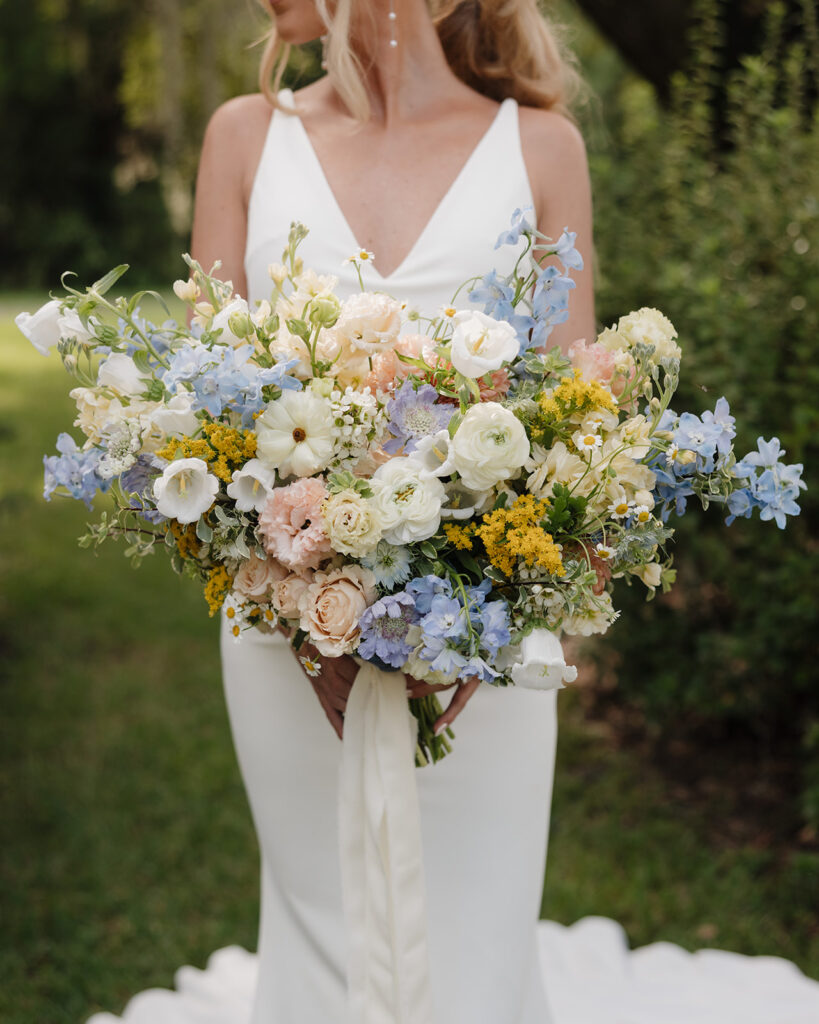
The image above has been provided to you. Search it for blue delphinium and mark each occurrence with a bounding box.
[553,228,584,271]
[384,381,454,454]
[478,600,512,658]
[494,206,535,249]
[468,272,535,351]
[405,574,453,614]
[358,593,419,669]
[419,594,469,651]
[43,433,110,509]
[360,540,413,589]
[163,342,299,425]
[729,437,805,528]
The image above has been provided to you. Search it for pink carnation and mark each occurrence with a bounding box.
[258,477,333,571]
[567,338,615,385]
[363,333,428,394]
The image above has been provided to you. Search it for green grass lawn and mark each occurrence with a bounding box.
[1,300,817,1023]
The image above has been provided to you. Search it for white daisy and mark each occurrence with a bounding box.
[632,504,652,524]
[344,249,375,265]
[608,498,633,520]
[300,654,322,677]
[594,543,615,560]
[665,443,680,466]
[572,429,603,454]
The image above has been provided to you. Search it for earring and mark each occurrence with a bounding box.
[320,33,328,69]
[388,0,397,48]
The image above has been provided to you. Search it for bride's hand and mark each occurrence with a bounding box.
[405,675,481,734]
[299,642,358,740]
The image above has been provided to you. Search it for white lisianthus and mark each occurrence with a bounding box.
[599,308,681,364]
[69,387,126,444]
[497,628,578,691]
[451,402,530,491]
[526,441,587,498]
[322,488,382,556]
[97,352,149,397]
[636,562,662,589]
[448,310,519,378]
[256,389,334,478]
[211,298,252,346]
[153,457,219,524]
[148,392,200,439]
[15,300,90,356]
[412,429,455,478]
[371,456,446,544]
[226,459,277,512]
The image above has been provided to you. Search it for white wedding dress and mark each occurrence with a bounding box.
[87,90,819,1024]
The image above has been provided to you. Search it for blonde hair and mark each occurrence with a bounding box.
[256,0,582,120]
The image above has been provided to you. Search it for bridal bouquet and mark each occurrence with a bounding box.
[18,212,805,763]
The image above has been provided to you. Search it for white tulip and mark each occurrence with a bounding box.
[226,459,277,512]
[153,457,219,524]
[256,390,334,479]
[371,456,445,545]
[97,353,149,397]
[448,310,519,378]
[450,402,530,491]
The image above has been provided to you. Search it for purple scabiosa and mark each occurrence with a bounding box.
[357,592,419,669]
[383,381,454,455]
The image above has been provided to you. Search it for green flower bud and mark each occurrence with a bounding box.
[308,295,341,328]
[228,311,254,339]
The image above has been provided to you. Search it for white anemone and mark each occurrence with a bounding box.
[153,457,219,524]
[256,390,334,478]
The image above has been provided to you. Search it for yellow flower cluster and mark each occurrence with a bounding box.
[443,523,475,550]
[157,423,257,483]
[204,565,234,616]
[546,369,617,416]
[167,520,201,560]
[476,494,565,579]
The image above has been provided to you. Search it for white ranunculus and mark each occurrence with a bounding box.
[211,298,252,347]
[149,392,200,439]
[371,456,446,545]
[97,352,149,397]
[226,459,277,513]
[256,389,334,478]
[450,402,530,491]
[448,310,519,378]
[15,299,64,356]
[153,457,219,524]
[497,628,578,691]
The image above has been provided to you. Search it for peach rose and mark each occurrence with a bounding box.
[567,338,615,385]
[233,550,287,601]
[298,565,377,657]
[258,477,334,571]
[273,570,314,619]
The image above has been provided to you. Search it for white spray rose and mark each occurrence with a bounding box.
[256,390,334,478]
[97,353,149,397]
[226,459,277,513]
[448,310,519,378]
[371,457,446,545]
[322,488,382,556]
[153,457,219,524]
[450,402,530,491]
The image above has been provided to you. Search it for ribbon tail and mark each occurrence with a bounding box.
[339,662,435,1024]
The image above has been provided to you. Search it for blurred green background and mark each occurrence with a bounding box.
[1,0,818,1020]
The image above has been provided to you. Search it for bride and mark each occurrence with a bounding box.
[187,0,592,1021]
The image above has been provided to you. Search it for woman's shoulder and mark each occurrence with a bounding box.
[204,92,274,146]
[517,104,587,171]
[200,93,275,202]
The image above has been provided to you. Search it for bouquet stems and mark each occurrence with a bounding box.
[409,694,455,767]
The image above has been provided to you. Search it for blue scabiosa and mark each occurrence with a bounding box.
[383,381,454,455]
[357,592,419,668]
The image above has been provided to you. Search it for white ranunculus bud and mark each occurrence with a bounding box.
[371,456,446,545]
[448,310,519,379]
[173,278,199,304]
[15,299,64,356]
[97,352,149,397]
[450,402,530,491]
[152,457,219,524]
[226,459,277,513]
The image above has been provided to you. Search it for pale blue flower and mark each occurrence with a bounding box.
[554,228,584,271]
[360,540,413,589]
[494,206,535,249]
[700,397,736,455]
[406,575,452,615]
[43,433,110,509]
[419,594,468,643]
[478,600,511,657]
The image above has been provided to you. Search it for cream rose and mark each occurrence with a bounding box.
[322,488,382,556]
[70,387,126,444]
[233,550,287,601]
[371,457,446,545]
[330,292,401,354]
[299,565,377,656]
[451,402,530,491]
[273,570,314,619]
[448,310,519,378]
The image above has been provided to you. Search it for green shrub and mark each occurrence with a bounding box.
[586,0,819,826]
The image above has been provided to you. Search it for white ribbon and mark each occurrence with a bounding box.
[339,662,435,1024]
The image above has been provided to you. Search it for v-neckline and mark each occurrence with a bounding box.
[281,90,511,283]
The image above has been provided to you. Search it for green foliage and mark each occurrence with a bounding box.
[585,0,819,825]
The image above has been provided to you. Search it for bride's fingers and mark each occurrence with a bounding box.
[311,681,344,739]
[433,677,480,733]
[406,679,456,699]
